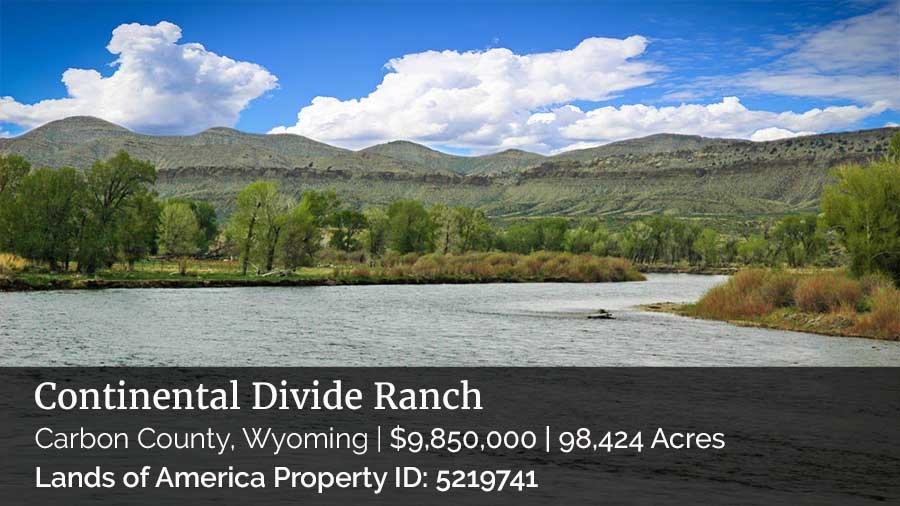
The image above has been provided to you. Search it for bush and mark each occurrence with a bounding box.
[371,251,642,283]
[852,287,900,339]
[693,269,797,320]
[694,282,774,320]
[794,273,862,313]
[761,272,797,307]
[0,253,28,275]
[859,272,895,296]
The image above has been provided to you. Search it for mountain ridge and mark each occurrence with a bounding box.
[2,116,897,223]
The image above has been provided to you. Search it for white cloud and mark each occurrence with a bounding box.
[273,31,889,154]
[0,21,277,134]
[547,97,885,150]
[749,127,816,142]
[741,5,900,107]
[0,130,12,139]
[886,122,899,127]
[270,36,656,149]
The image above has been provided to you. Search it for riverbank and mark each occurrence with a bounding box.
[0,252,645,292]
[643,269,900,341]
[635,264,737,275]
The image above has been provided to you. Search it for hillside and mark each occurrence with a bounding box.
[2,117,896,224]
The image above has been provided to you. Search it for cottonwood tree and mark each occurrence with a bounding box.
[770,215,823,267]
[693,228,720,267]
[117,192,161,270]
[280,205,320,269]
[299,189,341,228]
[167,198,218,254]
[159,202,201,275]
[0,154,30,251]
[11,167,84,271]
[361,207,389,259]
[387,199,434,254]
[822,159,900,281]
[227,181,292,274]
[78,151,157,274]
[452,207,493,254]
[329,209,367,252]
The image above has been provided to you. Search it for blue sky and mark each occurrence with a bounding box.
[1,0,898,153]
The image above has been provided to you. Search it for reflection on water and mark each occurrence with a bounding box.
[1,274,898,366]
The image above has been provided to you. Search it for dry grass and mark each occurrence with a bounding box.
[852,287,900,339]
[352,252,643,283]
[692,268,899,340]
[693,269,776,320]
[794,273,862,313]
[0,253,28,275]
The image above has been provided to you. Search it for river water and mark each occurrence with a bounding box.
[1,274,898,366]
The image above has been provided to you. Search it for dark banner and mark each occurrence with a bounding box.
[1,368,898,505]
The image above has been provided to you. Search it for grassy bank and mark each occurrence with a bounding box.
[0,252,644,291]
[653,269,900,340]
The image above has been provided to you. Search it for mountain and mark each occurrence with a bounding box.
[2,117,897,224]
[552,133,746,163]
[360,141,545,174]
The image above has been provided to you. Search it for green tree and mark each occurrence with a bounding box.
[159,202,200,275]
[77,151,157,274]
[226,181,291,274]
[299,189,341,228]
[822,160,900,281]
[11,167,84,271]
[167,198,218,254]
[430,204,454,254]
[770,214,824,267]
[280,205,321,269]
[0,154,29,196]
[500,218,569,254]
[693,228,720,267]
[0,154,31,251]
[737,235,770,265]
[117,192,161,270]
[329,209,367,252]
[564,220,610,255]
[888,131,900,163]
[361,207,389,259]
[452,207,493,253]
[387,199,434,254]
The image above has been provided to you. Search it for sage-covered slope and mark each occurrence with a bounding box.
[2,116,896,221]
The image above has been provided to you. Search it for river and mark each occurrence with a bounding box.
[1,274,898,366]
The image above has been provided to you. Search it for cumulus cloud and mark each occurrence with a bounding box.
[0,21,277,134]
[270,36,656,149]
[749,127,816,142]
[542,97,885,150]
[273,31,889,154]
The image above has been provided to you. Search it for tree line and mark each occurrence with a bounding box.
[2,132,898,282]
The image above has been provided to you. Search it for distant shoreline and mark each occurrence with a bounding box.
[0,265,739,293]
[0,272,646,292]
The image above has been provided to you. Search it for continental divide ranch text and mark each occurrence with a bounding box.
[34,380,483,411]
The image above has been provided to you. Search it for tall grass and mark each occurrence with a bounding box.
[339,251,644,283]
[794,273,861,313]
[852,287,900,339]
[693,268,899,339]
[0,253,28,275]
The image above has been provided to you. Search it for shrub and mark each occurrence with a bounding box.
[0,253,28,275]
[852,287,900,339]
[794,273,862,313]
[694,283,774,320]
[349,266,372,278]
[760,272,797,308]
[693,269,798,320]
[859,272,895,296]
